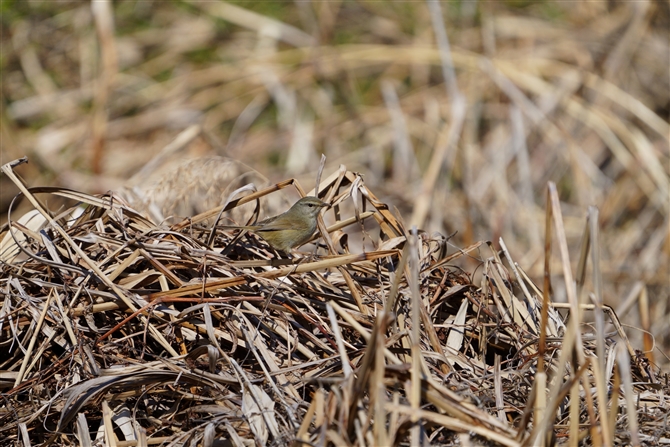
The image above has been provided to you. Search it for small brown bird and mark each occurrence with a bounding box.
[229,196,330,253]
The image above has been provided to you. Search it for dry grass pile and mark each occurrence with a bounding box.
[1,157,668,446]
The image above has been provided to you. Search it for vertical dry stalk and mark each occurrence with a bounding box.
[90,0,117,175]
[409,226,422,446]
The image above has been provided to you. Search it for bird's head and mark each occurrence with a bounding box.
[289,196,331,219]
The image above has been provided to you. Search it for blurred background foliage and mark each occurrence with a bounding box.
[1,0,669,369]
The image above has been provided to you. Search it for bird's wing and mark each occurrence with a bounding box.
[256,216,311,234]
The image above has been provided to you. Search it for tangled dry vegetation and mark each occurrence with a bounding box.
[1,157,669,446]
[2,1,668,365]
[1,0,669,446]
